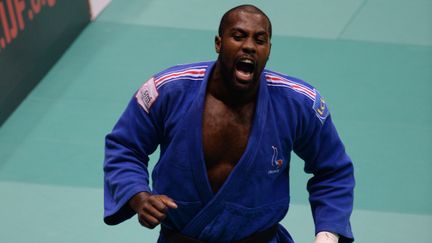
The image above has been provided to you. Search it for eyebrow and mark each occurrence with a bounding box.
[230,28,269,36]
[230,28,247,34]
[255,31,269,36]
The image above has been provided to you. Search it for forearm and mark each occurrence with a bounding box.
[308,160,354,239]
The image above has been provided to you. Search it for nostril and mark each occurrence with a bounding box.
[243,47,256,54]
[243,46,255,53]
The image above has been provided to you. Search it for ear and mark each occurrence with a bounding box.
[215,35,221,53]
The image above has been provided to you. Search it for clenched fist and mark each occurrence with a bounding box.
[128,191,178,229]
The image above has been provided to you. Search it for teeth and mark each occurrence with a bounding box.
[241,59,253,64]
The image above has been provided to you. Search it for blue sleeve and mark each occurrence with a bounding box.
[103,94,162,225]
[294,101,355,242]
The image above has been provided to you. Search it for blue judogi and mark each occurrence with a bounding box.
[104,61,355,242]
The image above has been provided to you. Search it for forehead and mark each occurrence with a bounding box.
[224,10,270,34]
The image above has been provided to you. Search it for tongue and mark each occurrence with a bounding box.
[235,62,254,81]
[236,69,253,81]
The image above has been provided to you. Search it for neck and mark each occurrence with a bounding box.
[207,62,259,107]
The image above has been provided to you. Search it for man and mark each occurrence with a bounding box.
[104,4,354,243]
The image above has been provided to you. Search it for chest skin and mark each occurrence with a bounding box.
[202,94,255,193]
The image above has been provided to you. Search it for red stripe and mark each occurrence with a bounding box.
[266,74,315,98]
[155,69,206,85]
[290,84,315,97]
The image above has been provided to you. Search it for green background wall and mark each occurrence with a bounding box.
[0,0,90,125]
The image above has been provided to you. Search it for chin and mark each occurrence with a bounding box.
[231,77,258,92]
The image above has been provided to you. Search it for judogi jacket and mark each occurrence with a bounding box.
[104,61,355,242]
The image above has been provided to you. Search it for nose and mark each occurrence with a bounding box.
[242,37,256,54]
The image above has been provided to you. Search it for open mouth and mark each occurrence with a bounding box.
[235,58,255,81]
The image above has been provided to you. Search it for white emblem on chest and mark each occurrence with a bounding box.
[268,145,283,174]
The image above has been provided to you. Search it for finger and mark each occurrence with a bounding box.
[138,217,152,228]
[139,213,160,229]
[159,195,178,209]
[137,213,152,228]
[142,204,167,221]
[147,196,169,212]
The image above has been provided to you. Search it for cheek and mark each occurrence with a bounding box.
[259,48,271,62]
[220,49,235,62]
[222,40,241,52]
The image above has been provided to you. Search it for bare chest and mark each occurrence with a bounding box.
[202,96,254,193]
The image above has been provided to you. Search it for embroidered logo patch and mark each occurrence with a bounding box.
[136,77,159,113]
[268,145,283,174]
[313,89,329,123]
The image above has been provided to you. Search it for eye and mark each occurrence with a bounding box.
[255,35,268,45]
[256,39,265,45]
[233,34,244,41]
[231,30,247,41]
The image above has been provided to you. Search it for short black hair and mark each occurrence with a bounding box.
[218,4,272,38]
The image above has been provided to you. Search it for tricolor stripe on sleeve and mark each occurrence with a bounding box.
[266,72,330,123]
[265,72,316,102]
[154,66,207,89]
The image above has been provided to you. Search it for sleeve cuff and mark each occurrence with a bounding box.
[315,222,354,242]
[104,187,151,225]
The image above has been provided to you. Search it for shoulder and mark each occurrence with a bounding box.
[264,69,316,101]
[135,61,213,113]
[152,61,212,90]
[264,69,330,124]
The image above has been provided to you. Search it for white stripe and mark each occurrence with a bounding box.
[155,68,206,86]
[267,83,316,101]
[157,77,204,89]
[266,74,315,98]
[156,66,207,81]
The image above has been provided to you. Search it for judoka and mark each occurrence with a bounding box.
[104,4,355,243]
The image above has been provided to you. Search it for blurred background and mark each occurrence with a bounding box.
[0,0,431,242]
